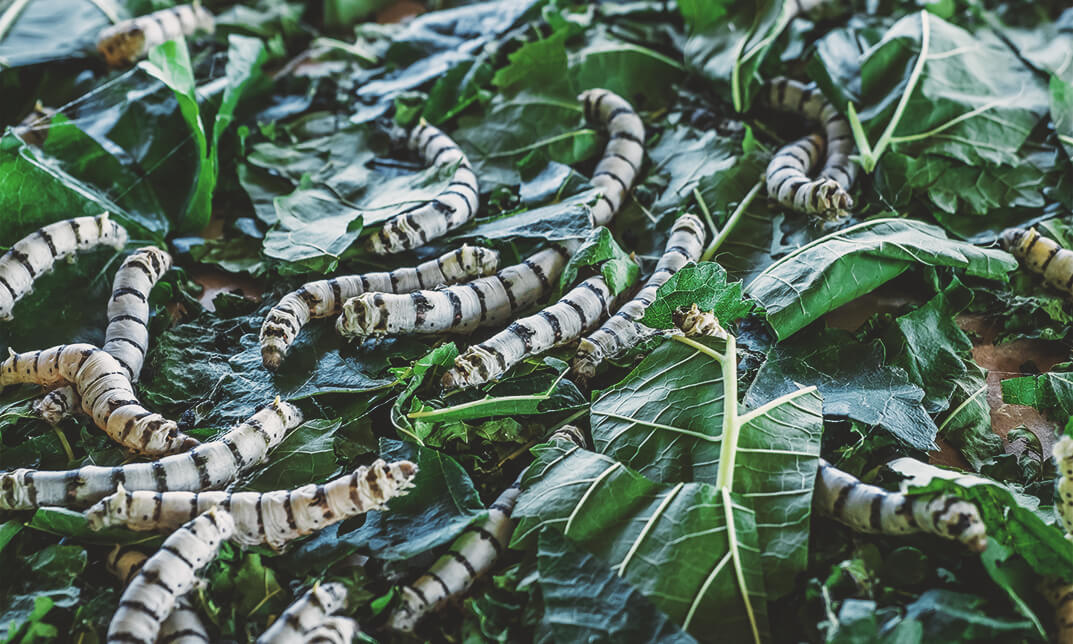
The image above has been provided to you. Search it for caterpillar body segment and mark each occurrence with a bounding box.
[571,214,706,379]
[106,508,232,644]
[336,246,571,339]
[1041,579,1073,642]
[1054,435,1073,536]
[86,459,418,550]
[261,245,498,369]
[2,345,196,455]
[256,582,348,644]
[1001,228,1073,298]
[814,459,988,551]
[367,123,480,255]
[765,134,850,218]
[0,214,127,320]
[580,89,645,227]
[673,303,728,339]
[36,247,172,424]
[97,4,215,67]
[307,617,360,644]
[0,399,302,510]
[106,547,210,644]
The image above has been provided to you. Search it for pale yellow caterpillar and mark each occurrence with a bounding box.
[1055,435,1073,537]
[260,245,498,370]
[97,4,215,68]
[673,303,728,339]
[580,89,645,227]
[85,459,418,550]
[256,582,347,644]
[571,214,706,378]
[106,546,210,644]
[1001,228,1073,298]
[367,123,481,255]
[106,508,233,644]
[0,214,127,320]
[0,398,302,510]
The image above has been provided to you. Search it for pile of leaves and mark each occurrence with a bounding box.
[0,0,1071,642]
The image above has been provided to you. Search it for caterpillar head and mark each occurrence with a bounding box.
[336,295,385,339]
[313,581,349,613]
[814,181,853,220]
[998,227,1029,251]
[268,398,303,430]
[459,245,500,277]
[570,339,603,380]
[673,303,727,339]
[548,425,588,448]
[105,545,147,584]
[441,346,498,390]
[85,483,132,531]
[261,343,285,371]
[97,27,147,67]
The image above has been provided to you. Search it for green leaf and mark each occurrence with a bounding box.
[978,542,1047,639]
[444,191,596,244]
[26,508,158,546]
[0,545,85,643]
[264,186,363,274]
[492,29,570,92]
[1001,365,1073,424]
[242,419,343,491]
[639,262,754,330]
[1051,75,1073,159]
[213,36,270,152]
[556,227,639,297]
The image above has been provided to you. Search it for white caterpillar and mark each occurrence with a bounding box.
[571,214,706,378]
[0,398,302,510]
[1054,435,1073,537]
[580,89,645,227]
[261,245,498,369]
[107,508,233,644]
[814,459,988,551]
[256,582,347,644]
[86,459,418,550]
[2,344,197,455]
[36,247,172,424]
[763,77,856,218]
[107,546,210,644]
[0,214,127,320]
[335,246,571,339]
[97,4,215,67]
[1001,228,1073,299]
[306,617,360,644]
[366,123,480,255]
[673,303,728,339]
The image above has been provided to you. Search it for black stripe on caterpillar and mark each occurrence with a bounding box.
[255,582,347,644]
[336,246,572,339]
[673,303,728,339]
[571,214,706,379]
[765,133,850,219]
[106,546,210,644]
[814,459,988,551]
[0,398,302,510]
[579,89,645,227]
[1040,578,1073,641]
[2,344,197,455]
[0,214,127,320]
[367,122,480,255]
[306,617,360,644]
[106,508,233,644]
[86,459,418,550]
[1000,228,1073,298]
[261,245,498,370]
[97,4,215,67]
[36,247,172,424]
[1054,435,1073,536]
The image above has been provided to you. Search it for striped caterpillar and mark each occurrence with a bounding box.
[2,344,198,456]
[85,459,418,550]
[571,214,706,378]
[97,4,215,68]
[256,582,348,644]
[107,546,210,644]
[0,214,127,321]
[335,246,571,340]
[673,303,728,339]
[763,77,856,218]
[306,617,360,644]
[1055,435,1073,537]
[0,398,302,510]
[107,508,233,644]
[261,245,498,369]
[580,89,645,227]
[1041,579,1073,643]
[366,122,480,255]
[36,247,172,424]
[1000,228,1073,298]
[814,458,988,551]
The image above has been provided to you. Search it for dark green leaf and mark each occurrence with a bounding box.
[556,227,639,297]
[640,262,754,330]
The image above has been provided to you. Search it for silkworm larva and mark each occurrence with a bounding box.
[0,214,127,320]
[579,89,645,227]
[261,245,499,370]
[1001,228,1073,298]
[673,303,728,339]
[1054,435,1073,536]
[571,214,706,378]
[36,247,172,424]
[2,344,197,455]
[86,459,418,550]
[107,546,210,644]
[256,582,347,644]
[97,4,215,68]
[366,123,480,255]
[106,508,233,644]
[814,459,988,551]
[336,246,571,339]
[307,617,360,644]
[765,134,849,218]
[1040,579,1073,643]
[0,398,302,510]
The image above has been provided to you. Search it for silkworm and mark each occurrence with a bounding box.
[580,89,645,227]
[306,617,360,644]
[366,122,480,255]
[106,508,233,644]
[1001,228,1073,297]
[256,582,347,644]
[571,214,706,378]
[2,344,197,455]
[107,546,210,644]
[673,303,728,339]
[1054,435,1073,536]
[335,246,571,340]
[0,398,302,510]
[85,459,418,550]
[765,134,850,219]
[261,245,498,369]
[36,247,172,424]
[97,4,215,67]
[1040,579,1073,643]
[0,214,128,320]
[814,459,988,551]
